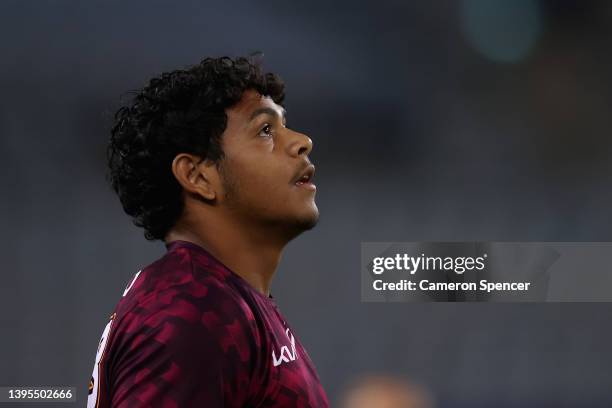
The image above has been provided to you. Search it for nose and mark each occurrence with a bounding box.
[286,129,313,158]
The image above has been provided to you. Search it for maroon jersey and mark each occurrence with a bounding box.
[87,240,328,407]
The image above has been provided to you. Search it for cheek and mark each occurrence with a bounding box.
[225,150,313,217]
[229,156,289,200]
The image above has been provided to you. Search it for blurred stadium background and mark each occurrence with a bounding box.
[1,0,612,406]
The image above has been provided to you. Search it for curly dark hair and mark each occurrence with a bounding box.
[107,56,285,241]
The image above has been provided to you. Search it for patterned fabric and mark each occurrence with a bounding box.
[87,240,328,407]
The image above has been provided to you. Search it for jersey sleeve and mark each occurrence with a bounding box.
[106,285,259,408]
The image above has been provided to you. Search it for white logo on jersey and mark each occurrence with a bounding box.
[272,328,298,367]
[123,270,141,297]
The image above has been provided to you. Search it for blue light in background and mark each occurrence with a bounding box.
[462,0,543,63]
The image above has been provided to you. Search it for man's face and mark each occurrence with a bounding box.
[217,89,318,237]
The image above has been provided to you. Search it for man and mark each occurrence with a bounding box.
[87,56,328,407]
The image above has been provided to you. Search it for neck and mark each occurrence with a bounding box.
[165,209,288,296]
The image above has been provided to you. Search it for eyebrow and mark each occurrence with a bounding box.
[248,107,286,123]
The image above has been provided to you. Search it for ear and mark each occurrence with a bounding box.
[171,153,218,201]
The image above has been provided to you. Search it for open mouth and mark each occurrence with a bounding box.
[295,174,311,186]
[294,165,316,190]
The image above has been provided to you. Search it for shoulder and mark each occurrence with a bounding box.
[109,248,264,366]
[104,252,262,406]
[117,250,257,350]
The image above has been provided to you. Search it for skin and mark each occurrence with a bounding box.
[165,89,318,295]
[340,376,434,408]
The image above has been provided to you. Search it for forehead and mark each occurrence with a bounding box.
[226,89,282,122]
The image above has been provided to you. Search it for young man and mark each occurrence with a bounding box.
[87,56,328,407]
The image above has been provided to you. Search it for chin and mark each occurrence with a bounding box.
[259,202,320,239]
[294,204,320,231]
[297,211,319,231]
[278,203,319,238]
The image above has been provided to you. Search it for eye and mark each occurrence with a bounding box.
[258,124,273,138]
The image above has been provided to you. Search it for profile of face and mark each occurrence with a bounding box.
[216,89,319,237]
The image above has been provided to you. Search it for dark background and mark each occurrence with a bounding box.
[2,0,612,406]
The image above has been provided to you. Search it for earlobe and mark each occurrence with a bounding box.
[171,154,217,201]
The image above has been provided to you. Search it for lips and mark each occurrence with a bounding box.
[294,164,316,189]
